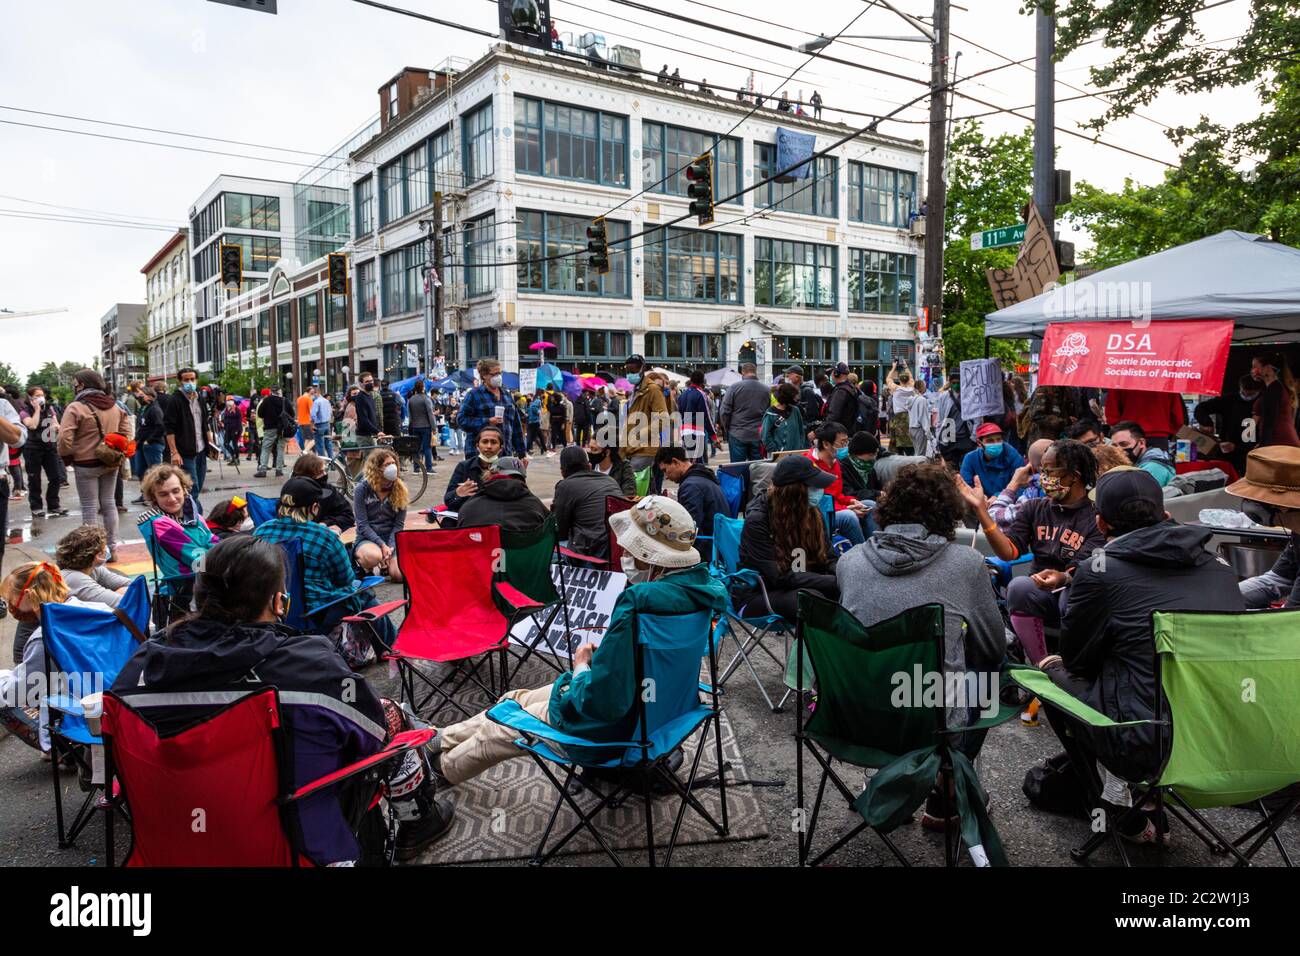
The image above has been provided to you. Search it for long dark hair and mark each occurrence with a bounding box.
[183,537,285,633]
[73,368,107,393]
[768,482,828,573]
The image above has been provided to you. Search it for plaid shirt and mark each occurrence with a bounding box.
[253,517,362,614]
[458,384,525,456]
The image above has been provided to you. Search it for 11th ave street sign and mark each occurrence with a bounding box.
[970,223,1026,250]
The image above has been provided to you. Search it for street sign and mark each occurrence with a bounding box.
[970,223,1026,251]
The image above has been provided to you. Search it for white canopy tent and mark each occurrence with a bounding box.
[984,231,1300,343]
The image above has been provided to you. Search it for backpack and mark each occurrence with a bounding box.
[1021,751,1090,819]
[855,391,879,436]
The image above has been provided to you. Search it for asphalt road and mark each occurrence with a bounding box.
[1,446,1295,867]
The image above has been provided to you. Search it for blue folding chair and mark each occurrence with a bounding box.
[41,576,150,853]
[246,492,278,528]
[709,514,795,712]
[487,606,727,866]
[274,538,383,636]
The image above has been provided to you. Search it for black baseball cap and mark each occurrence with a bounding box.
[832,362,850,377]
[773,455,835,489]
[784,365,805,377]
[625,354,645,369]
[1093,468,1163,524]
[279,476,325,509]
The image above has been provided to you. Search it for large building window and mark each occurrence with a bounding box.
[257,310,270,348]
[298,293,319,338]
[520,327,629,363]
[356,259,377,325]
[847,162,917,227]
[772,336,838,376]
[644,227,741,304]
[463,214,496,297]
[462,101,494,184]
[516,211,628,297]
[642,123,739,202]
[355,176,374,236]
[326,293,347,333]
[379,140,432,225]
[754,144,837,218]
[514,97,627,187]
[431,125,455,188]
[224,193,280,231]
[848,249,916,315]
[754,238,837,310]
[464,329,498,362]
[644,333,725,367]
[214,234,281,274]
[276,303,291,343]
[380,243,425,316]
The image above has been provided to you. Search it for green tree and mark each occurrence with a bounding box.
[216,357,273,399]
[941,119,1031,367]
[0,360,20,387]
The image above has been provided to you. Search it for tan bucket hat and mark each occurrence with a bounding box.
[608,495,701,569]
[1225,446,1300,509]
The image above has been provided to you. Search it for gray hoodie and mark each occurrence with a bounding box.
[836,524,1005,729]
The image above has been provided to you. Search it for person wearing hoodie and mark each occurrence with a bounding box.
[457,456,549,534]
[761,382,807,454]
[836,460,1006,827]
[622,355,671,494]
[1109,421,1175,487]
[823,362,861,436]
[111,536,454,864]
[430,496,726,785]
[837,432,889,501]
[57,369,129,557]
[737,456,839,621]
[884,362,917,453]
[1037,469,1244,842]
[551,446,622,559]
[959,423,1026,498]
[655,446,728,563]
[676,370,717,463]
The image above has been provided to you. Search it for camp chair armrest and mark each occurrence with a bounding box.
[1009,666,1163,729]
[47,693,87,717]
[343,598,408,623]
[495,581,546,614]
[557,546,607,566]
[309,576,386,622]
[486,699,640,750]
[284,728,435,803]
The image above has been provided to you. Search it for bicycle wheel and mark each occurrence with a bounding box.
[403,455,428,504]
[326,455,354,501]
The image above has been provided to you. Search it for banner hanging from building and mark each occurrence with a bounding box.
[775,128,816,182]
[1038,319,1233,395]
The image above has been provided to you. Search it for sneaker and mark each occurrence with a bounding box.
[1115,804,1171,845]
[253,471,267,478]
[1020,698,1041,727]
[275,470,284,477]
[48,507,68,517]
[30,509,46,519]
[130,496,145,505]
[8,491,23,500]
[116,505,129,514]
[394,798,456,862]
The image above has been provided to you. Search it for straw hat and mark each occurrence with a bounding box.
[609,495,701,569]
[1225,446,1300,509]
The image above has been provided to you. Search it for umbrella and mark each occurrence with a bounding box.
[651,366,688,386]
[561,371,585,400]
[529,341,556,350]
[705,368,742,388]
[613,377,633,392]
[580,376,606,391]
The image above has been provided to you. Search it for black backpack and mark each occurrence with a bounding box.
[855,391,879,436]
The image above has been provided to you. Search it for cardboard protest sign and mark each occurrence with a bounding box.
[986,204,1060,310]
[518,368,537,396]
[509,567,627,658]
[1038,320,1232,395]
[958,358,1004,419]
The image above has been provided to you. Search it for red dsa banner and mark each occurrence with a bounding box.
[1038,319,1233,395]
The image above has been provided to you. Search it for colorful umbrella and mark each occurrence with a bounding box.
[528,341,556,351]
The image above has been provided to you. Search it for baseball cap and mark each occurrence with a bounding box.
[773,455,835,489]
[279,476,325,509]
[832,362,850,377]
[1093,468,1164,524]
[489,456,528,479]
[784,365,806,377]
[625,353,645,368]
[975,423,1004,440]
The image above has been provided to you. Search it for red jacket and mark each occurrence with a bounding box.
[803,448,854,510]
[1106,389,1185,439]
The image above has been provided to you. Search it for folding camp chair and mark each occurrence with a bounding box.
[41,576,150,853]
[795,592,1016,867]
[139,517,195,630]
[558,495,634,571]
[101,687,432,867]
[709,513,794,713]
[273,538,382,636]
[500,514,577,682]
[246,492,278,528]
[1018,608,1300,867]
[486,606,728,866]
[346,527,544,722]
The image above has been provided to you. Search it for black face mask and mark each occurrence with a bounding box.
[1122,445,1141,464]
[588,450,607,465]
[364,383,375,392]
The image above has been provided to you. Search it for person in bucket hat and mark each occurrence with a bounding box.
[1227,445,1300,608]
[428,495,726,786]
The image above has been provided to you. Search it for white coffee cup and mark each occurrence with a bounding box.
[493,405,504,419]
[82,692,104,736]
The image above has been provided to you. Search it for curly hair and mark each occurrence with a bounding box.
[140,462,192,506]
[1049,438,1099,488]
[874,461,965,539]
[1092,443,1130,476]
[363,447,409,511]
[767,482,828,573]
[1,562,69,624]
[56,525,109,572]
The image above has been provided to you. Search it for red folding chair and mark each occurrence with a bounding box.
[346,526,545,722]
[101,688,432,867]
[558,495,635,571]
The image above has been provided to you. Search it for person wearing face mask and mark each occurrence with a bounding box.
[163,368,216,504]
[621,353,670,494]
[959,423,1025,499]
[585,418,637,496]
[803,422,873,545]
[353,449,409,584]
[206,497,253,539]
[1193,374,1261,476]
[837,431,888,501]
[443,425,505,517]
[987,438,1052,531]
[428,496,725,786]
[458,358,526,458]
[1109,421,1175,488]
[654,446,727,563]
[956,440,1106,671]
[736,456,839,621]
[1249,352,1300,448]
[761,382,808,454]
[353,374,382,441]
[456,456,548,534]
[552,446,622,560]
[112,536,455,863]
[1228,446,1300,608]
[291,453,354,532]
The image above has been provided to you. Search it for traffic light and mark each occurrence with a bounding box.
[220,243,242,289]
[328,252,348,295]
[686,153,714,226]
[1054,239,1076,272]
[587,217,609,275]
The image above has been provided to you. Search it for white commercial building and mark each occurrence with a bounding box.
[140,228,191,386]
[347,43,926,387]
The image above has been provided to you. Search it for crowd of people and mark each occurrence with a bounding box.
[2,345,1300,864]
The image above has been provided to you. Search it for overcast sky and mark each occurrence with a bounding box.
[0,0,1257,379]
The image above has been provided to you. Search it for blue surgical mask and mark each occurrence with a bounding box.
[807,488,824,506]
[983,442,1003,458]
[182,382,196,393]
[627,373,641,386]
[835,447,849,460]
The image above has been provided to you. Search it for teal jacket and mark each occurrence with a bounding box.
[761,404,807,453]
[547,563,726,742]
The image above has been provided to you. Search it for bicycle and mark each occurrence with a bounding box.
[324,432,430,505]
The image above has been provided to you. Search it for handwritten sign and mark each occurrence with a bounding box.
[510,566,628,657]
[518,368,537,397]
[958,358,1004,419]
[986,203,1060,310]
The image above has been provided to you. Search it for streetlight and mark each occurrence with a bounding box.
[796,34,931,52]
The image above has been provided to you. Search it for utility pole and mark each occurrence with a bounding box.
[922,0,949,346]
[433,191,444,361]
[1033,6,1055,240]
[419,193,445,375]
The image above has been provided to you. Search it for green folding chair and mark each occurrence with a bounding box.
[500,514,576,682]
[795,592,1017,867]
[1013,608,1300,867]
